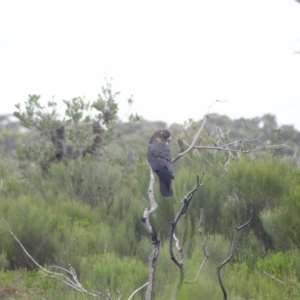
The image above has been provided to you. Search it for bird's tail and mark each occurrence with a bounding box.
[158,177,173,197]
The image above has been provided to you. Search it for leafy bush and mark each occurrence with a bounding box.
[257,251,294,279]
[4,88,300,299]
[80,253,148,298]
[14,79,141,173]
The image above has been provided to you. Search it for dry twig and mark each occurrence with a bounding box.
[2,218,119,300]
[173,99,285,168]
[169,174,204,299]
[217,208,253,300]
[185,207,209,284]
[263,271,284,285]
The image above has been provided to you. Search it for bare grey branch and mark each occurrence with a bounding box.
[169,175,204,299]
[3,218,104,299]
[217,208,253,300]
[142,167,160,300]
[263,271,285,285]
[128,282,149,300]
[185,208,209,284]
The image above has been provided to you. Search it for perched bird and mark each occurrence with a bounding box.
[147,130,174,197]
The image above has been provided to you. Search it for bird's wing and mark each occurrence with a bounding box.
[147,142,174,181]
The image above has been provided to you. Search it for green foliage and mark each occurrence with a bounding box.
[0,270,46,299]
[0,194,59,268]
[257,251,294,278]
[0,252,9,270]
[260,167,300,250]
[80,253,148,297]
[42,159,122,207]
[4,89,300,299]
[13,79,141,172]
[277,184,300,247]
[227,157,289,210]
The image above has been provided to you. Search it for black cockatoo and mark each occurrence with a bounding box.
[147,130,174,197]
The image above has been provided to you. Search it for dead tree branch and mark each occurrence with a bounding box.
[173,102,286,165]
[263,271,285,285]
[194,137,285,153]
[185,207,209,284]
[142,167,160,300]
[128,282,149,300]
[217,207,253,300]
[173,100,230,163]
[175,130,286,165]
[173,115,209,163]
[169,174,204,299]
[185,239,209,285]
[2,218,106,299]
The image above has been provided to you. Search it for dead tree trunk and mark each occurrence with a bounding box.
[142,168,160,300]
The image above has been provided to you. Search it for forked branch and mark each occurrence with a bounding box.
[217,207,253,300]
[169,174,204,299]
[2,218,108,299]
[194,137,285,153]
[172,100,224,163]
[185,208,209,284]
[173,115,209,163]
[173,101,286,165]
[3,217,149,299]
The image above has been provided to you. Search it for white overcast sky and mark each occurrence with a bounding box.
[1,0,300,129]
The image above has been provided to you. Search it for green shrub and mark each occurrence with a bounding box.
[257,251,294,279]
[0,252,9,270]
[80,252,148,298]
